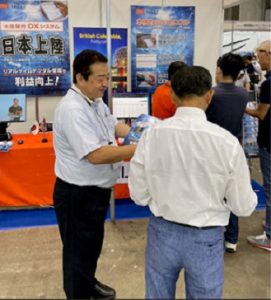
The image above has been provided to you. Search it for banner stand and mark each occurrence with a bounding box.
[35,96,39,123]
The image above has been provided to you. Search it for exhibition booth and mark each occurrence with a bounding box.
[0,132,131,207]
[0,0,266,211]
[4,0,224,134]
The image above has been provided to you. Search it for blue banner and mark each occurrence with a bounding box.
[131,5,195,92]
[0,0,70,96]
[73,27,128,93]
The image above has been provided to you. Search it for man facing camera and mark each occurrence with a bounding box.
[128,66,257,299]
[53,49,136,299]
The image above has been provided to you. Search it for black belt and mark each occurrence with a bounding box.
[159,217,220,230]
[56,177,111,191]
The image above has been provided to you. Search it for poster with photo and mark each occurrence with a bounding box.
[131,5,195,92]
[0,0,70,96]
[73,27,128,93]
[0,93,26,122]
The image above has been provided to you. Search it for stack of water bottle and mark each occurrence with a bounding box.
[243,102,259,157]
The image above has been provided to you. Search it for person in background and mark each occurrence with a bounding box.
[206,52,249,253]
[152,61,186,119]
[8,98,23,121]
[53,49,136,299]
[246,40,271,252]
[252,53,263,83]
[235,69,251,91]
[128,65,257,299]
[244,54,260,90]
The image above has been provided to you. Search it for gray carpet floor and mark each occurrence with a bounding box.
[0,210,270,299]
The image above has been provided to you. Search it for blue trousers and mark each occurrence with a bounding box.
[224,213,239,244]
[53,177,111,299]
[145,214,224,299]
[259,148,271,239]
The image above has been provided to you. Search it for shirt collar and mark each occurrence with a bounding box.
[217,82,234,87]
[175,107,207,121]
[71,84,101,106]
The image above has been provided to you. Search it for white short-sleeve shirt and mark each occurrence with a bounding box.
[53,88,120,188]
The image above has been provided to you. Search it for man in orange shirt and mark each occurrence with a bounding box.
[152,61,186,119]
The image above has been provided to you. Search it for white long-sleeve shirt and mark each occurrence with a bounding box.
[128,107,257,227]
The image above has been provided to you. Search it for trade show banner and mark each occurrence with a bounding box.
[131,5,195,92]
[73,27,128,92]
[0,0,70,96]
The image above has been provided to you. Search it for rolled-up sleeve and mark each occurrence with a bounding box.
[224,142,257,216]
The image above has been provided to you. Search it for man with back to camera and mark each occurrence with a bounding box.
[246,40,271,251]
[152,61,186,119]
[128,66,257,299]
[8,97,22,121]
[53,49,136,300]
[206,52,249,253]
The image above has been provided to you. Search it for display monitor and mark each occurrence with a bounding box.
[112,93,150,118]
[0,94,27,136]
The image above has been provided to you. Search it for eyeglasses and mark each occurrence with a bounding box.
[257,49,270,54]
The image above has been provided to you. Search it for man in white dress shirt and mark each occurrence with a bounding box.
[128,65,257,299]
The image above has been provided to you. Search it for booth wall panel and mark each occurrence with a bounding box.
[9,0,223,134]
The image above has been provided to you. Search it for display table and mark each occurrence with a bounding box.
[0,132,129,207]
[0,133,56,207]
[0,133,265,218]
